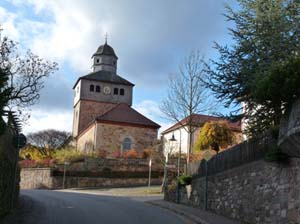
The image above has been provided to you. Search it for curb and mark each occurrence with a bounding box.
[147,201,210,224]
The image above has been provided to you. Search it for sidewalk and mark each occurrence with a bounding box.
[147,200,243,224]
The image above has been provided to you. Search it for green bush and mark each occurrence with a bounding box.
[178,175,192,186]
[53,147,85,163]
[264,146,289,164]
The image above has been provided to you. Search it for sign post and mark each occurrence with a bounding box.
[63,161,70,189]
[148,158,152,193]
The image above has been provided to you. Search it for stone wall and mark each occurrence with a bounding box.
[20,168,53,189]
[71,157,163,172]
[20,168,162,189]
[73,100,115,137]
[77,124,95,151]
[166,158,300,224]
[95,123,157,153]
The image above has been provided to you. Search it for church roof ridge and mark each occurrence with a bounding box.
[73,70,134,89]
[96,103,161,129]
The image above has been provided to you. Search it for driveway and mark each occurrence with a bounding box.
[10,189,188,224]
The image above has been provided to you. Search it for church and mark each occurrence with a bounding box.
[72,40,160,154]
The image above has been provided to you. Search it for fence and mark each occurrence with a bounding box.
[189,135,277,177]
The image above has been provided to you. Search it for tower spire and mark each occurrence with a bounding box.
[104,33,108,44]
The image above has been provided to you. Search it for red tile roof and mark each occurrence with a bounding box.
[96,103,160,129]
[161,114,241,134]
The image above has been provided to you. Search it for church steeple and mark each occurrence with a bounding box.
[92,39,118,73]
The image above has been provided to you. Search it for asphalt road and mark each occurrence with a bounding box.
[19,190,187,224]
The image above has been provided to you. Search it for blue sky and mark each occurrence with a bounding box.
[0,0,238,134]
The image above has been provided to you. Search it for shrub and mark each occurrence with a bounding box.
[123,149,139,158]
[264,146,289,164]
[111,150,122,158]
[53,147,85,163]
[178,175,192,186]
[95,149,108,158]
[19,145,53,161]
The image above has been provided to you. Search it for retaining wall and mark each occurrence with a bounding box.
[20,168,162,189]
[166,158,300,224]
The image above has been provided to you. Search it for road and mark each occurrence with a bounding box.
[18,190,187,224]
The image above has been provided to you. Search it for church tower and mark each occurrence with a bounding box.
[72,41,134,138]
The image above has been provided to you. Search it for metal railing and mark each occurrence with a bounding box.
[189,135,277,177]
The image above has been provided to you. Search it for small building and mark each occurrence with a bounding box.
[72,41,160,154]
[161,114,242,156]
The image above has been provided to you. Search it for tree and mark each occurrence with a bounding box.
[160,50,212,165]
[0,28,58,121]
[194,121,234,153]
[205,0,300,137]
[0,68,11,135]
[27,129,72,152]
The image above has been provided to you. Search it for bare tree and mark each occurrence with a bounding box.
[27,129,72,151]
[0,28,58,121]
[160,50,212,167]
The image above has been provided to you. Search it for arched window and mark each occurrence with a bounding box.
[120,88,125,96]
[96,58,100,63]
[90,84,94,92]
[123,138,131,150]
[96,85,100,92]
[114,88,119,95]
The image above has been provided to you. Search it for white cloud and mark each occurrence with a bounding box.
[0,6,19,40]
[23,109,73,134]
[133,100,172,135]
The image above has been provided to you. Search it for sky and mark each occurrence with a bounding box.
[0,0,238,134]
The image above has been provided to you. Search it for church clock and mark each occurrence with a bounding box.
[103,86,111,95]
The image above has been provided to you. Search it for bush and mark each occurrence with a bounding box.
[264,146,289,163]
[178,175,192,186]
[123,149,139,158]
[19,145,53,161]
[53,147,85,163]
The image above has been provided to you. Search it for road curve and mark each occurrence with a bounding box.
[21,190,187,224]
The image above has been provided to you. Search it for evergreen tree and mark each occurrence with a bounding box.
[205,0,300,137]
[0,68,11,135]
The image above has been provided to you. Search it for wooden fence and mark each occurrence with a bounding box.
[189,135,277,177]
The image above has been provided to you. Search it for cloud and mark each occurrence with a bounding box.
[1,0,237,133]
[4,0,234,85]
[22,109,73,134]
[133,100,172,135]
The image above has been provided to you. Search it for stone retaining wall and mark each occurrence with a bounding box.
[20,168,162,189]
[165,158,300,224]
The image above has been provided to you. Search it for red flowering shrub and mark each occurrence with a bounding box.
[111,150,122,158]
[96,149,108,158]
[123,149,139,159]
[19,160,37,168]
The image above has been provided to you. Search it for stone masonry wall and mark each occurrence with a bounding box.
[77,124,95,151]
[167,158,300,224]
[75,100,116,137]
[20,168,161,190]
[95,123,157,153]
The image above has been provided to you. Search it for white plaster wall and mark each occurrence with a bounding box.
[162,126,189,156]
[80,79,132,106]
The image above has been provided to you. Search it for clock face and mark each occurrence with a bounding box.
[103,86,111,95]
